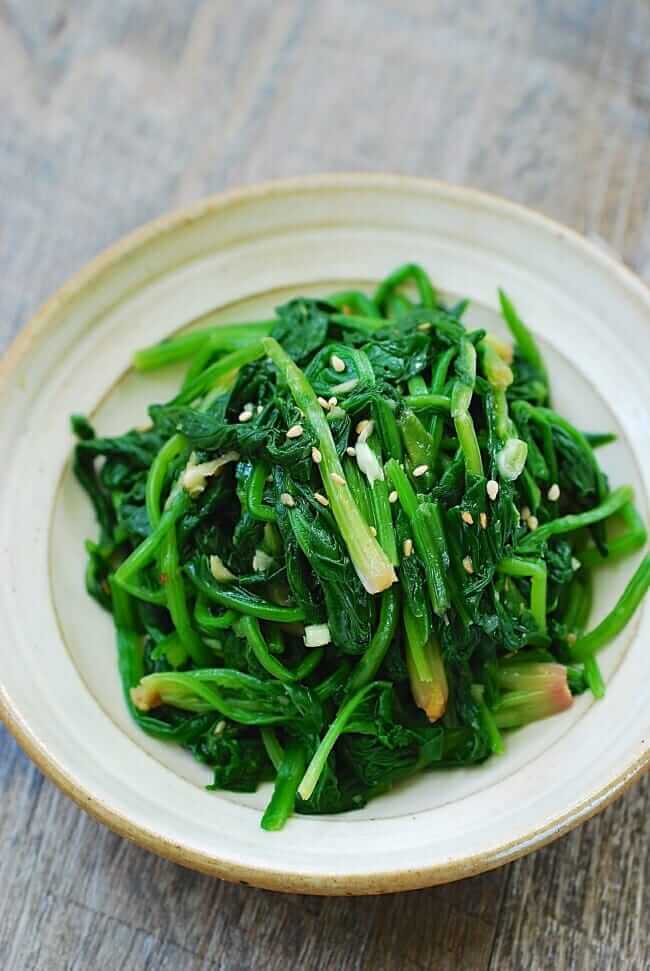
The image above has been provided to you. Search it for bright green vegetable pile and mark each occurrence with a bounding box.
[72,263,649,830]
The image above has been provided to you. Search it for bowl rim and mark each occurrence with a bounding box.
[1,172,648,895]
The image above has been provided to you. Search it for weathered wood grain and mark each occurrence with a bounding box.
[0,1,648,969]
[490,774,650,971]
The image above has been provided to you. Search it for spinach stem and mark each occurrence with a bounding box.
[173,342,266,405]
[451,339,483,476]
[374,263,436,310]
[237,615,322,682]
[260,727,284,770]
[498,289,549,392]
[471,685,504,754]
[247,462,276,522]
[262,743,306,831]
[578,502,647,568]
[497,557,548,633]
[194,597,238,632]
[570,555,650,661]
[133,321,274,371]
[160,529,211,665]
[429,347,456,470]
[402,394,451,412]
[517,486,633,553]
[263,337,397,594]
[326,290,378,317]
[373,398,403,462]
[185,560,307,622]
[114,491,189,585]
[347,588,400,694]
[367,443,399,565]
[298,682,389,800]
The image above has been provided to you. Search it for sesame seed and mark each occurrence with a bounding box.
[286,424,303,439]
[389,490,398,504]
[527,515,539,531]
[330,353,346,373]
[314,492,329,507]
[403,538,413,557]
[486,479,499,501]
[413,464,429,477]
[521,506,531,522]
[311,447,322,464]
[280,493,295,507]
[416,322,432,332]
[214,720,226,735]
[369,526,377,537]
[318,396,330,410]
[461,510,474,525]
[328,397,338,408]
[256,404,263,414]
[571,556,581,571]
[566,632,577,646]
[238,411,253,423]
[356,419,370,436]
[479,512,488,529]
[462,556,474,574]
[330,472,346,485]
[547,483,561,501]
[346,446,356,456]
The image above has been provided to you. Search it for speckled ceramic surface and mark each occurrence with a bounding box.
[0,175,648,894]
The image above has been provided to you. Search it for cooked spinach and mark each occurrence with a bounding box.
[72,264,649,830]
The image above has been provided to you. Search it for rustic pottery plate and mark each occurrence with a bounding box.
[1,175,648,894]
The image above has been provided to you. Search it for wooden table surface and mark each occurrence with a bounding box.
[1,2,649,968]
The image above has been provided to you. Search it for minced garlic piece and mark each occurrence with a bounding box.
[181,450,239,498]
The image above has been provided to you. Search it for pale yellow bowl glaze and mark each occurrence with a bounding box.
[0,175,648,894]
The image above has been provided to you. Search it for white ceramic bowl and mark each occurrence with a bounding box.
[1,175,648,894]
